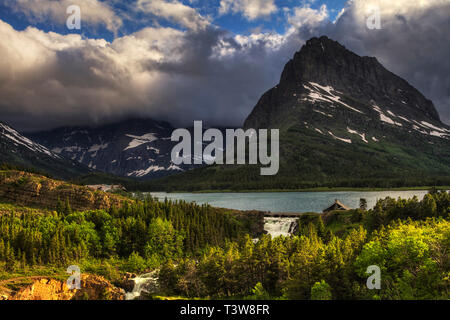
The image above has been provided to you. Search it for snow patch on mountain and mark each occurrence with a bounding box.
[313,109,333,117]
[371,108,449,139]
[409,120,450,138]
[347,127,368,143]
[88,143,109,152]
[146,146,160,154]
[167,164,184,171]
[127,165,165,177]
[420,121,449,133]
[397,115,411,123]
[0,123,59,159]
[303,83,363,114]
[127,163,184,177]
[328,131,352,144]
[52,146,82,153]
[372,105,403,127]
[125,133,158,150]
[315,128,324,134]
[429,131,448,138]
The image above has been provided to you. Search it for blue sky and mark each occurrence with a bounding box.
[0,0,348,40]
[205,0,348,35]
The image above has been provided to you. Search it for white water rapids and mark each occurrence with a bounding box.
[264,217,298,237]
[125,271,159,300]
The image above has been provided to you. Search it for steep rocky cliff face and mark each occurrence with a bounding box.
[149,36,450,190]
[0,170,132,211]
[8,275,124,300]
[245,36,442,130]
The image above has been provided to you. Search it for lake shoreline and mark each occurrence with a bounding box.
[149,190,437,213]
[159,186,448,194]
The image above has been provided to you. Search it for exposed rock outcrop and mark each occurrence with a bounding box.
[9,275,125,300]
[0,170,133,211]
[121,273,138,292]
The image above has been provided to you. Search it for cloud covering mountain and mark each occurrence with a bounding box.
[0,0,448,131]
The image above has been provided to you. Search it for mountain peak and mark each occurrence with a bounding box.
[303,36,344,51]
[247,36,441,129]
[238,37,450,187]
[281,36,382,88]
[301,35,380,65]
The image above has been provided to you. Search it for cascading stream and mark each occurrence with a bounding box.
[264,217,298,237]
[125,271,159,300]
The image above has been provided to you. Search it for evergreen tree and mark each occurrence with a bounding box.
[359,198,368,211]
[65,198,73,216]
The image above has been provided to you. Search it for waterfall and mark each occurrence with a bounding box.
[125,271,159,300]
[264,217,298,237]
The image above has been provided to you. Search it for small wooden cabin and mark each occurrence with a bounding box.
[323,199,350,213]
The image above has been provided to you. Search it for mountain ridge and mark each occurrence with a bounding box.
[147,36,450,191]
[10,36,450,189]
[0,121,90,179]
[26,118,188,179]
[26,118,228,180]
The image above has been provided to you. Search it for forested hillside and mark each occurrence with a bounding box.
[0,173,448,299]
[158,191,450,299]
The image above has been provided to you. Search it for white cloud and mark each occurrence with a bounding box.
[342,0,449,24]
[211,31,291,60]
[219,0,277,21]
[136,0,210,31]
[234,32,288,51]
[4,0,122,34]
[333,8,345,23]
[288,4,329,30]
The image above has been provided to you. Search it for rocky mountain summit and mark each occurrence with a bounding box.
[152,36,450,191]
[245,36,445,135]
[241,36,450,185]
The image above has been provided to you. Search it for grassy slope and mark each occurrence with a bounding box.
[141,120,450,192]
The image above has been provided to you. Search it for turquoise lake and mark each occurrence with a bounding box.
[149,190,431,213]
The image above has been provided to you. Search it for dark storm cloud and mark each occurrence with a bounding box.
[0,18,305,131]
[0,0,449,132]
[324,0,450,125]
